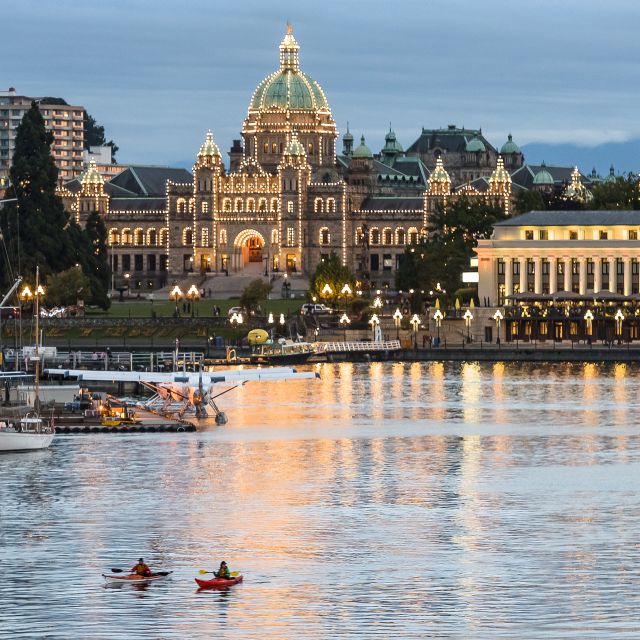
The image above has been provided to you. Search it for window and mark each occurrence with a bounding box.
[177,198,186,214]
[383,228,392,245]
[202,201,209,214]
[263,143,269,153]
[134,228,144,246]
[271,229,278,244]
[272,143,277,153]
[234,198,243,212]
[308,143,313,154]
[247,199,255,212]
[270,197,278,212]
[223,198,231,212]
[122,255,131,271]
[286,227,295,246]
[633,259,639,275]
[395,228,405,245]
[319,228,330,245]
[599,230,608,240]
[527,259,535,275]
[355,227,363,245]
[542,260,549,275]
[525,230,534,240]
[497,259,505,275]
[383,254,392,271]
[201,228,209,247]
[587,259,594,275]
[557,260,564,275]
[121,228,132,245]
[408,227,419,244]
[326,198,336,213]
[146,229,157,246]
[314,198,324,213]
[159,228,168,247]
[602,261,609,275]
[513,261,520,275]
[183,227,193,246]
[258,198,267,212]
[538,230,548,240]
[572,259,579,275]
[108,228,120,245]
[617,259,624,275]
[219,229,227,244]
[287,202,294,213]
[370,228,380,245]
[629,230,638,240]
[569,230,578,240]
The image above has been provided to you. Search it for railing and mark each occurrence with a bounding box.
[315,340,401,353]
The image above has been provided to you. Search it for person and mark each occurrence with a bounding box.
[131,558,152,576]
[215,561,230,579]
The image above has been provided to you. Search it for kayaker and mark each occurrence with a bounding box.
[131,558,152,577]
[215,561,230,579]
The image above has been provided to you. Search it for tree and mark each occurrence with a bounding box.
[239,278,272,314]
[309,252,355,305]
[45,266,91,307]
[514,189,545,215]
[590,174,640,210]
[0,102,75,288]
[396,197,507,296]
[83,111,119,162]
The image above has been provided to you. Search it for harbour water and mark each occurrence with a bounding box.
[1,361,639,639]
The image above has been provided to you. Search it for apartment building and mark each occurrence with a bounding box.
[0,87,85,184]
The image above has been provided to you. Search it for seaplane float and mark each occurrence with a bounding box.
[44,366,319,424]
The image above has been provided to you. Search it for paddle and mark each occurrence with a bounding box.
[109,568,170,576]
[198,569,239,577]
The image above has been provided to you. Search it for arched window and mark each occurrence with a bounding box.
[287,201,294,213]
[383,227,393,245]
[122,228,132,245]
[314,198,324,213]
[219,229,227,244]
[223,198,231,212]
[177,198,186,214]
[183,227,193,246]
[408,227,419,244]
[258,198,267,212]
[326,198,336,213]
[319,227,330,245]
[134,228,144,246]
[395,227,406,245]
[263,142,269,153]
[247,198,255,212]
[159,228,168,247]
[270,197,278,212]
[355,227,363,245]
[202,201,209,214]
[146,228,157,246]
[308,143,313,154]
[189,199,195,213]
[370,227,380,245]
[271,229,278,244]
[108,228,120,245]
[201,228,209,247]
[271,143,277,153]
[234,198,243,212]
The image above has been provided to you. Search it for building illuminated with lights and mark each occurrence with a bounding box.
[62,27,515,290]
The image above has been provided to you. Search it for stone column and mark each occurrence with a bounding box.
[505,257,513,298]
[579,257,587,295]
[549,256,557,294]
[608,256,616,292]
[519,257,527,293]
[563,257,571,292]
[594,257,601,293]
[624,257,632,296]
[534,257,542,294]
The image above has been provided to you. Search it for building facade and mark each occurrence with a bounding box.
[0,88,85,184]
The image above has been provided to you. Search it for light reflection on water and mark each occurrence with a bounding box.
[1,361,640,639]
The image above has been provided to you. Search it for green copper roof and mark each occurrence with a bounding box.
[251,70,328,111]
[500,134,520,154]
[383,128,403,153]
[466,136,486,152]
[352,135,373,158]
[533,163,554,185]
[604,165,617,183]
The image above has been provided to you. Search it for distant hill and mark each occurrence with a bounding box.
[521,140,640,177]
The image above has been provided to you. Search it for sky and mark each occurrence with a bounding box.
[4,0,640,174]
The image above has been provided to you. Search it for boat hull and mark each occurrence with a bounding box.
[250,353,313,365]
[195,575,243,589]
[102,572,172,584]
[0,431,54,452]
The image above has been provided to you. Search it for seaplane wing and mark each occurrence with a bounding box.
[44,367,319,387]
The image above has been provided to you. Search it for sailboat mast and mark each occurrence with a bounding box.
[34,266,40,410]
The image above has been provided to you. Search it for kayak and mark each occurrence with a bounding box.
[195,575,243,589]
[103,571,172,583]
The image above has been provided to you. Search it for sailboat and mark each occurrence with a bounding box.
[0,267,54,452]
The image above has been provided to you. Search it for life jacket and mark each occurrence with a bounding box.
[132,563,150,576]
[216,565,230,578]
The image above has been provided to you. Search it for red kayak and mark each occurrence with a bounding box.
[195,575,243,589]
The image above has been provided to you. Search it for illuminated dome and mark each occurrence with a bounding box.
[250,26,330,112]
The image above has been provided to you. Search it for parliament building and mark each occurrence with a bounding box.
[62,27,537,291]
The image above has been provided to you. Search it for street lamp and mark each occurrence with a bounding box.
[433,309,443,342]
[615,308,624,340]
[393,308,402,340]
[339,312,350,342]
[321,283,333,308]
[369,313,380,342]
[279,313,286,329]
[230,312,243,345]
[584,309,594,342]
[463,309,473,343]
[410,313,420,348]
[186,284,200,317]
[170,285,183,316]
[268,312,274,324]
[340,283,352,312]
[493,309,503,345]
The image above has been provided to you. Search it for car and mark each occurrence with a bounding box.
[0,306,18,320]
[300,303,331,315]
[227,306,244,317]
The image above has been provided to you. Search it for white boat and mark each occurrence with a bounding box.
[0,416,55,452]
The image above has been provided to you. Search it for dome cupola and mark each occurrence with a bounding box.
[352,135,373,159]
[500,134,520,154]
[533,162,554,186]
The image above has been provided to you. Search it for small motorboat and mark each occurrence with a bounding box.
[102,571,172,584]
[195,575,243,589]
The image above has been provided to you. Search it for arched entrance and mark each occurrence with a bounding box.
[233,229,266,270]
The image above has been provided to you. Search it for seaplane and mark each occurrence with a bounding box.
[44,366,319,424]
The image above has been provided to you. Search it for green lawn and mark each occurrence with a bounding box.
[90,298,303,319]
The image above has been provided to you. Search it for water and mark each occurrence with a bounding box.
[1,361,639,639]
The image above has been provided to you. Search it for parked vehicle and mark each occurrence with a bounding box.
[300,303,331,315]
[0,306,18,319]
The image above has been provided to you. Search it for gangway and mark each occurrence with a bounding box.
[315,340,401,353]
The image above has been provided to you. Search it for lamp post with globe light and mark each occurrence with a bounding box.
[170,285,183,317]
[584,309,594,343]
[463,309,473,343]
[433,309,443,342]
[339,312,350,342]
[369,313,380,342]
[186,284,200,317]
[493,309,503,346]
[410,314,420,349]
[393,308,402,340]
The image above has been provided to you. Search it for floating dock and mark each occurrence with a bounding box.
[55,422,196,434]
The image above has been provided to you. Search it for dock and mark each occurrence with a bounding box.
[55,422,196,434]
